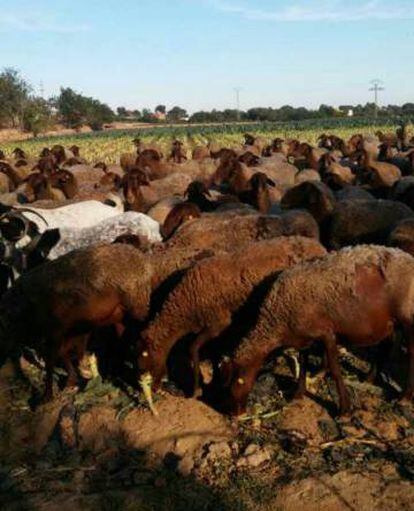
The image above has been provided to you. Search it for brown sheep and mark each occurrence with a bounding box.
[122,168,151,212]
[49,169,78,199]
[137,237,327,398]
[168,140,187,164]
[165,210,320,254]
[161,202,201,240]
[281,181,337,224]
[192,146,210,160]
[357,149,401,188]
[238,172,276,213]
[222,245,414,416]
[0,244,153,401]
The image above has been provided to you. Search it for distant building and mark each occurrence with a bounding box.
[154,111,166,121]
[347,109,354,117]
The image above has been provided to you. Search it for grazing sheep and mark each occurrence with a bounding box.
[357,149,401,189]
[137,237,327,398]
[222,245,414,415]
[238,172,276,214]
[47,211,162,259]
[0,244,153,401]
[192,146,210,160]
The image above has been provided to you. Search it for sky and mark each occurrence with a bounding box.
[0,0,413,113]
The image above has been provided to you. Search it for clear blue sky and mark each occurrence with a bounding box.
[1,0,413,112]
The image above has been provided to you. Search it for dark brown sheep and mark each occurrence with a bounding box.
[222,245,414,416]
[12,148,27,160]
[238,172,275,214]
[49,169,78,199]
[122,168,151,212]
[388,218,414,256]
[168,140,187,164]
[326,199,414,249]
[0,244,152,401]
[281,181,337,224]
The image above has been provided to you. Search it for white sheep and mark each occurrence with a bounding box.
[48,211,161,259]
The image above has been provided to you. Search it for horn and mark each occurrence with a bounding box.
[139,372,159,416]
[11,207,48,226]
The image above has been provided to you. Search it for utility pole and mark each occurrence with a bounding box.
[369,79,384,119]
[39,81,45,99]
[234,87,242,121]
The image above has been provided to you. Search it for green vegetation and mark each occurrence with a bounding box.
[1,117,407,164]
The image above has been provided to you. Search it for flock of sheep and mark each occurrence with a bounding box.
[0,126,414,418]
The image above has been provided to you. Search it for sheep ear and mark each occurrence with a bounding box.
[267,178,276,187]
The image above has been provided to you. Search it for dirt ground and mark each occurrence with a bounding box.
[1,350,414,511]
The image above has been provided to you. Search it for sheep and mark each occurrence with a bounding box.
[238,172,276,214]
[326,199,414,249]
[46,211,162,259]
[137,236,327,400]
[319,153,355,189]
[164,210,320,254]
[281,181,337,224]
[391,176,414,210]
[0,244,153,401]
[294,169,321,184]
[168,140,187,164]
[357,149,401,189]
[161,203,201,240]
[192,146,210,160]
[388,218,414,256]
[15,199,124,231]
[146,196,184,224]
[221,245,414,416]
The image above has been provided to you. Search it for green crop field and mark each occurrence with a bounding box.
[1,117,409,164]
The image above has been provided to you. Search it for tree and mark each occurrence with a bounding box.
[0,68,31,128]
[167,106,188,122]
[155,104,166,114]
[141,108,154,122]
[117,106,127,117]
[23,97,53,136]
[56,87,114,130]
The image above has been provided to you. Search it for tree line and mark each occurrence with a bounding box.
[1,68,413,137]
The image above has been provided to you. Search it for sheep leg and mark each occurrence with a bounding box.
[293,350,309,399]
[190,329,214,398]
[42,342,59,403]
[320,333,351,415]
[402,326,414,400]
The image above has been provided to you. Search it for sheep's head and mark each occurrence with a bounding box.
[94,161,108,172]
[122,169,150,209]
[218,357,259,416]
[243,133,255,146]
[51,144,66,164]
[281,181,336,224]
[185,181,211,199]
[249,172,275,191]
[69,145,80,157]
[39,147,51,158]
[50,169,78,199]
[238,151,260,167]
[33,156,57,175]
[22,173,50,202]
[12,148,26,159]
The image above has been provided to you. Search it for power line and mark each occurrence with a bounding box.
[369,79,384,119]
